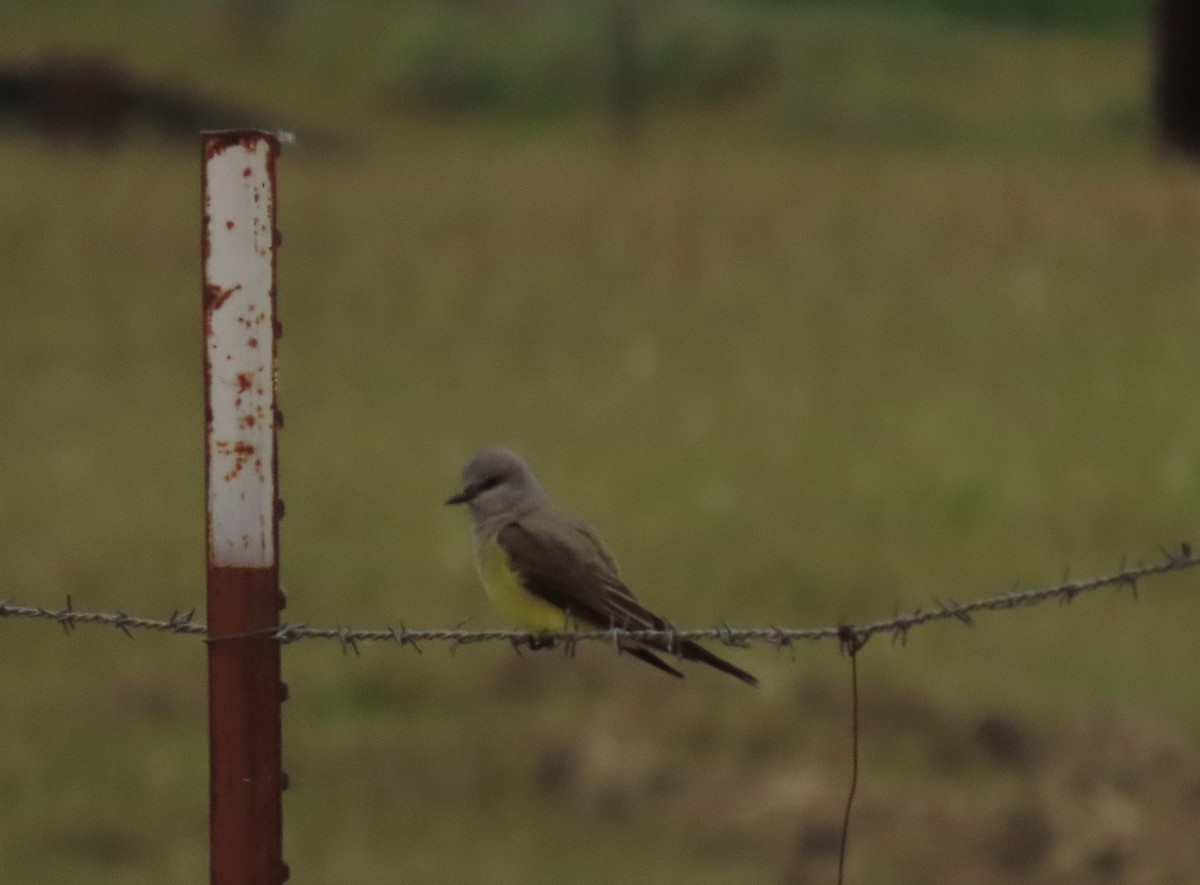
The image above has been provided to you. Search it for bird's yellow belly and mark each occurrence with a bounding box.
[476,533,577,631]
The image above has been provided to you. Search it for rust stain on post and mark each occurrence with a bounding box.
[202,130,286,885]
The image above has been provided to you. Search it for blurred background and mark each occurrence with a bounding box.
[2,1,1199,882]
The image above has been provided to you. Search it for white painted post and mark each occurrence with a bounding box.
[204,133,279,568]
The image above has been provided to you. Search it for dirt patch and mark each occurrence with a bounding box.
[505,659,1200,883]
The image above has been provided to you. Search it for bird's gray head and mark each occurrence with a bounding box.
[445,446,548,524]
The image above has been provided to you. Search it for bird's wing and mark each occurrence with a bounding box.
[499,508,760,687]
[497,512,666,631]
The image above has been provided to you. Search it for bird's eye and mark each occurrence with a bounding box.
[476,475,502,493]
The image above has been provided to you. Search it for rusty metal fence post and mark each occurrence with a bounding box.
[202,130,287,884]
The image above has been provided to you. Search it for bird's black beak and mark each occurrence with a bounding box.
[445,487,472,506]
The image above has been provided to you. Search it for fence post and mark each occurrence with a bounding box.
[202,130,286,885]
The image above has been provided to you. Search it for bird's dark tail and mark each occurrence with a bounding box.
[677,638,759,687]
[621,637,758,686]
[624,646,685,679]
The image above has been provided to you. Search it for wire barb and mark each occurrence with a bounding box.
[390,624,421,654]
[57,595,76,635]
[837,624,867,657]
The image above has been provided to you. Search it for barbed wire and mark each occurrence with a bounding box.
[1,543,1195,655]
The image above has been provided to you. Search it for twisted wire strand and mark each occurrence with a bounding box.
[1,544,1194,655]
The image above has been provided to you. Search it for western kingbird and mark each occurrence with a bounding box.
[446,446,758,686]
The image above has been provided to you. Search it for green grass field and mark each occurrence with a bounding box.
[2,3,1199,882]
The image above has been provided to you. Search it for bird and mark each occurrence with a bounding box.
[446,446,757,686]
